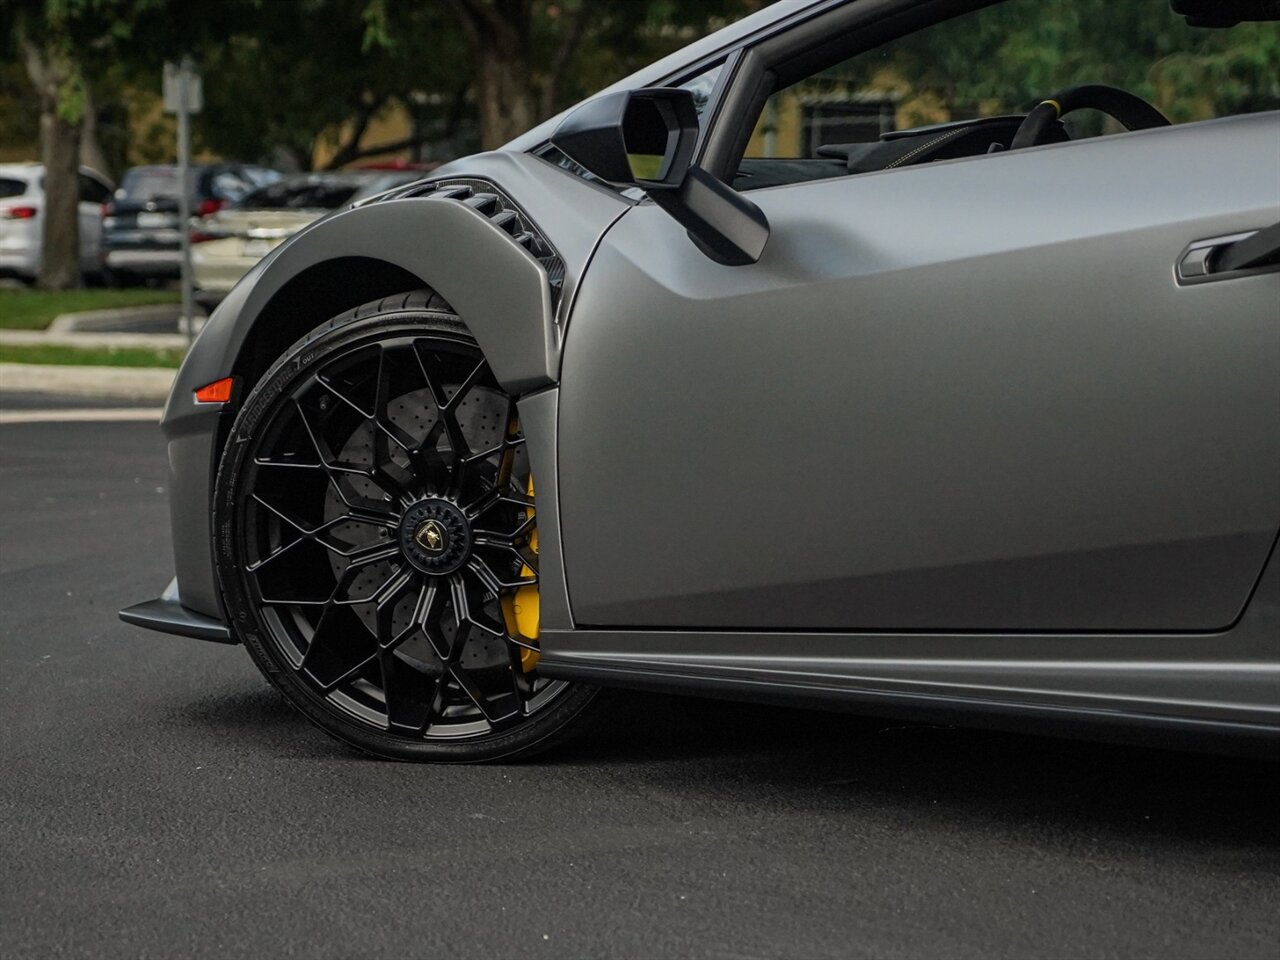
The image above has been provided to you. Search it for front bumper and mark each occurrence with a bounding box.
[119,577,234,644]
[0,249,37,277]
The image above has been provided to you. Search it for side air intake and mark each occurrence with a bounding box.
[369,177,565,303]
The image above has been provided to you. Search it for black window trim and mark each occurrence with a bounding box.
[699,0,1003,185]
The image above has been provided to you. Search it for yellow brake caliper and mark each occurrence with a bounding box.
[501,473,540,671]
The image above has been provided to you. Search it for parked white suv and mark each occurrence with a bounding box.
[0,163,115,283]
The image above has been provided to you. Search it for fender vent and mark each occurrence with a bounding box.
[369,176,565,303]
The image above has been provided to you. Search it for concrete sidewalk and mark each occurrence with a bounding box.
[0,302,196,402]
[0,329,192,350]
[0,362,175,401]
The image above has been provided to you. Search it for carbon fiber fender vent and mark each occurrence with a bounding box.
[373,176,565,304]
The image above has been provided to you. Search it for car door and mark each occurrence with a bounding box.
[557,109,1280,632]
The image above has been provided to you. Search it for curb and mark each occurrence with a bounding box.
[2,302,207,350]
[47,304,192,334]
[0,362,175,401]
[0,329,192,349]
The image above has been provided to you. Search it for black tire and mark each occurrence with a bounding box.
[213,291,598,762]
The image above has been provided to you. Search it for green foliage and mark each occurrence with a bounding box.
[5,0,1277,172]
[827,0,1280,125]
[0,342,184,367]
[191,0,443,168]
[360,0,393,52]
[1,0,768,167]
[0,58,39,157]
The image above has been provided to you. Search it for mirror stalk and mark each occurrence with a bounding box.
[648,167,769,267]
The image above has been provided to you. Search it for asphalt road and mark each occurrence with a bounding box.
[1,417,1278,960]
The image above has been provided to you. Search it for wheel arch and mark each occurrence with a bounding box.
[175,196,558,420]
[229,256,427,391]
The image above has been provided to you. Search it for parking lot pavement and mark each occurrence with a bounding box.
[1,418,1278,960]
[0,390,160,411]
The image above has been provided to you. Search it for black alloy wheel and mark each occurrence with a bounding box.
[213,292,596,761]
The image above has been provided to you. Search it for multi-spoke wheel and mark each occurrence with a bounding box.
[213,293,596,761]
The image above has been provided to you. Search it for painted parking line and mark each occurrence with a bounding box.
[0,408,164,424]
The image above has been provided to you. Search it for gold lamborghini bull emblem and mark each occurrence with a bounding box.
[415,519,446,554]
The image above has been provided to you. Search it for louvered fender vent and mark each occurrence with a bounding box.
[369,177,566,304]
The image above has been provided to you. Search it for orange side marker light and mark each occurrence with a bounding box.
[194,377,235,404]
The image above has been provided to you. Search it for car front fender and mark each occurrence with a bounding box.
[171,194,556,415]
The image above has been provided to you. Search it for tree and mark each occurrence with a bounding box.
[10,1,93,288]
[825,0,1280,127]
[443,0,574,148]
[190,0,468,170]
[440,0,768,150]
[5,0,180,288]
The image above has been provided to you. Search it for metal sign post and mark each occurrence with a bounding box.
[163,58,203,348]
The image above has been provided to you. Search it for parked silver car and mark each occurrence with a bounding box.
[190,171,423,304]
[0,163,114,282]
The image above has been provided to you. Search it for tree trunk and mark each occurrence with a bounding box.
[39,109,82,289]
[22,36,83,290]
[290,144,315,173]
[476,44,536,148]
[540,2,592,119]
[321,96,386,170]
[448,0,538,150]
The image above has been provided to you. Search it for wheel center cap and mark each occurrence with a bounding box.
[400,500,470,575]
[415,519,447,554]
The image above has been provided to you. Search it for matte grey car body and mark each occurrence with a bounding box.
[123,0,1280,755]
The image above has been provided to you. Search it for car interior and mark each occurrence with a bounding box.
[724,0,1280,191]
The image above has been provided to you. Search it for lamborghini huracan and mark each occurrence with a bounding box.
[122,0,1280,761]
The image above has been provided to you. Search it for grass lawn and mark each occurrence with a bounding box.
[0,288,180,331]
[0,343,183,368]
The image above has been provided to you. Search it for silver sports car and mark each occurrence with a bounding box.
[122,0,1280,761]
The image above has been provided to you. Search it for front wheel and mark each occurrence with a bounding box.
[213,292,597,761]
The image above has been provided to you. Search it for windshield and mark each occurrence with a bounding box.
[119,167,192,201]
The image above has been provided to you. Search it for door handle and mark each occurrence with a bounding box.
[1178,221,1280,284]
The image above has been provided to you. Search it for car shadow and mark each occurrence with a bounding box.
[559,689,1280,851]
[177,682,350,761]
[183,681,1280,849]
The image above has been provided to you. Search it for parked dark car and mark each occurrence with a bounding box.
[122,0,1280,763]
[101,163,279,283]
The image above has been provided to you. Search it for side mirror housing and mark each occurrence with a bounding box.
[550,87,769,266]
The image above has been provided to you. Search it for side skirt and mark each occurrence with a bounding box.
[537,634,1280,756]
